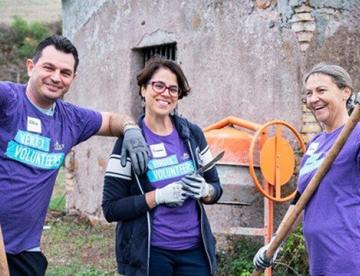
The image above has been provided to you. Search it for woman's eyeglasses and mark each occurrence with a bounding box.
[148,81,180,97]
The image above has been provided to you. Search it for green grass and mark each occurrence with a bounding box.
[49,168,66,212]
[42,215,117,275]
[48,193,65,212]
[47,265,116,276]
[44,169,117,275]
[217,229,309,276]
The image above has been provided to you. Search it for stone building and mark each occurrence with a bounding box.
[61,0,360,232]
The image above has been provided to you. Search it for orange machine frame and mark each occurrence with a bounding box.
[204,117,305,276]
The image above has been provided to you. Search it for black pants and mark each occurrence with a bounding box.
[6,251,48,276]
[149,246,211,276]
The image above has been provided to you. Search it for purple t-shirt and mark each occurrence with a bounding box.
[142,121,201,250]
[0,82,102,254]
[297,124,360,276]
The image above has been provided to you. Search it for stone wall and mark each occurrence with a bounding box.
[61,0,360,232]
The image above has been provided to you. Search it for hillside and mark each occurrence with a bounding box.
[0,0,61,24]
[0,0,62,82]
[0,19,61,82]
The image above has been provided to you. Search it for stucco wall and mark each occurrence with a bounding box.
[61,0,360,232]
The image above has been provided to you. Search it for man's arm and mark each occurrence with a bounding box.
[0,82,15,119]
[97,112,133,136]
[97,112,150,175]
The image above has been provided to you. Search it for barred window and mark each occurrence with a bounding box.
[142,43,176,64]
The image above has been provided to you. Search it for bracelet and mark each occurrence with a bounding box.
[123,121,140,133]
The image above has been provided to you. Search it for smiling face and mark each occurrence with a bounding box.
[26,45,76,109]
[141,67,179,119]
[304,73,351,131]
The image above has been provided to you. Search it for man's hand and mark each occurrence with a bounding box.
[121,126,149,175]
[155,182,187,206]
[181,173,213,199]
[253,238,282,270]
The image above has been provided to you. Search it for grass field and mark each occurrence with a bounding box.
[43,169,117,276]
[0,0,61,24]
[42,215,117,276]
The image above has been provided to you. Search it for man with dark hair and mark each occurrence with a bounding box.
[0,35,149,275]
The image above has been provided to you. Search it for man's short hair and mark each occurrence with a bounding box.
[32,35,79,73]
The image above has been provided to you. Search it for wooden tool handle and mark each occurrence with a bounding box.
[252,103,360,276]
[0,225,9,276]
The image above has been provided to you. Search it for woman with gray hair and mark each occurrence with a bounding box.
[253,63,360,275]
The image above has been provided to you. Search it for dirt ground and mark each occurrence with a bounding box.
[41,211,118,275]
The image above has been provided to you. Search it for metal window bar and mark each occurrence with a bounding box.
[143,43,176,64]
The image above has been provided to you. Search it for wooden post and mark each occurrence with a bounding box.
[0,225,9,276]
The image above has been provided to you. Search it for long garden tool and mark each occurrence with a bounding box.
[252,95,360,276]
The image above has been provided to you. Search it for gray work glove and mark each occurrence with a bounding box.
[253,237,282,270]
[155,182,187,206]
[121,126,150,175]
[181,173,213,199]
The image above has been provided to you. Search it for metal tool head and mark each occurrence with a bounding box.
[195,151,225,174]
